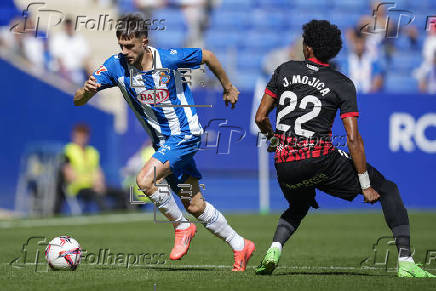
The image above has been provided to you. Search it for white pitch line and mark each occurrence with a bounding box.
[5,263,436,272]
[130,264,436,271]
[0,213,153,229]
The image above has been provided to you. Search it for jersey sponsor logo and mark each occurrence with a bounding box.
[95,65,107,75]
[138,89,170,104]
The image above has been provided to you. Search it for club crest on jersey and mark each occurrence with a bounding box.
[159,72,170,85]
[95,65,107,75]
[138,89,170,104]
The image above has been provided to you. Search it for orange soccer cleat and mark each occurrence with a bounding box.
[232,239,255,271]
[169,223,197,260]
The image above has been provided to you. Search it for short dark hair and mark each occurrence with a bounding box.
[116,14,148,39]
[302,20,342,63]
[73,123,90,135]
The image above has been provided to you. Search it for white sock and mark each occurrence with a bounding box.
[271,242,282,252]
[149,188,189,230]
[197,202,245,251]
[398,256,414,263]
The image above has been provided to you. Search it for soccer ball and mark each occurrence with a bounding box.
[45,236,82,270]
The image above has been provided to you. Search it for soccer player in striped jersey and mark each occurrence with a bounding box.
[73,14,255,271]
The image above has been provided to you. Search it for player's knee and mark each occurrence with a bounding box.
[135,173,155,196]
[185,199,206,216]
[379,180,400,198]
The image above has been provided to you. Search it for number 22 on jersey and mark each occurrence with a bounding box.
[276,90,322,138]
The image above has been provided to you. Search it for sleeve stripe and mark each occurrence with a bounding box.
[265,88,277,99]
[340,112,359,118]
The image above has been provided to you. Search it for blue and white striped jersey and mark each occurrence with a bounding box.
[93,47,204,145]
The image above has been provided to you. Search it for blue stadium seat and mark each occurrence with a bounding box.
[287,11,327,28]
[385,74,418,93]
[248,9,288,31]
[210,10,249,30]
[390,52,422,72]
[408,0,434,10]
[205,29,241,49]
[292,0,330,10]
[395,35,421,52]
[235,70,260,90]
[151,29,185,48]
[236,51,264,71]
[218,0,253,10]
[154,9,186,30]
[238,30,283,50]
[331,0,369,11]
[255,0,291,10]
[327,10,361,31]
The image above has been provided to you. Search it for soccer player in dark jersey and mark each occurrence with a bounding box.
[254,20,435,277]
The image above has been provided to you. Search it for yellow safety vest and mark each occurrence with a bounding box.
[64,143,100,196]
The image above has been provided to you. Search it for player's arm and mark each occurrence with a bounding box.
[342,117,380,203]
[74,76,101,106]
[255,94,276,139]
[201,49,239,109]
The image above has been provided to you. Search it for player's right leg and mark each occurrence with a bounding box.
[256,161,318,275]
[180,176,255,271]
[136,157,191,232]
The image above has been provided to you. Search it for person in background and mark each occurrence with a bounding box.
[135,0,167,22]
[342,30,384,93]
[3,16,48,72]
[347,1,417,64]
[62,123,128,214]
[121,139,155,206]
[50,18,91,84]
[416,51,436,94]
[177,0,211,47]
[415,20,436,93]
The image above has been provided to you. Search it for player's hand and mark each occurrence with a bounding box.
[362,187,380,204]
[83,76,101,94]
[223,85,239,109]
[267,135,279,152]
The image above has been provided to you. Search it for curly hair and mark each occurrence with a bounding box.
[302,20,342,63]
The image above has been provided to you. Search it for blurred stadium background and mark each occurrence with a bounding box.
[0,0,436,218]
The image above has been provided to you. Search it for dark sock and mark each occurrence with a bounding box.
[392,225,411,257]
[272,205,310,246]
[378,180,411,257]
[272,218,296,245]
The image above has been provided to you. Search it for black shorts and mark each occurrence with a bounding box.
[275,149,387,208]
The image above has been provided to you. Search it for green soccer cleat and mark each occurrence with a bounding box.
[255,247,281,275]
[398,261,436,278]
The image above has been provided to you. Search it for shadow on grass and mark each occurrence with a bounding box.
[92,265,217,272]
[274,271,389,277]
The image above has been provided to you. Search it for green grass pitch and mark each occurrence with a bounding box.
[1,211,435,290]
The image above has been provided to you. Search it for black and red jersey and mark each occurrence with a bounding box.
[265,58,359,163]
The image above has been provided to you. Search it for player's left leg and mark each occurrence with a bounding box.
[369,169,435,278]
[319,150,435,277]
[180,176,255,271]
